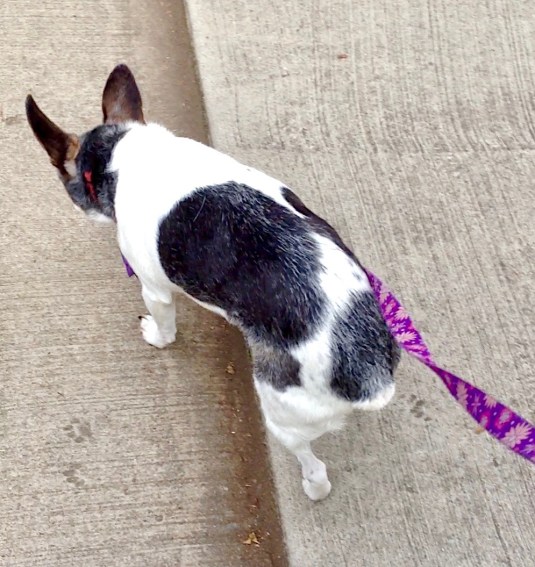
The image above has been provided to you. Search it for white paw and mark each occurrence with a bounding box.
[302,478,332,501]
[139,316,176,348]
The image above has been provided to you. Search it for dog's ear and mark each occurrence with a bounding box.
[102,64,145,125]
[25,95,80,177]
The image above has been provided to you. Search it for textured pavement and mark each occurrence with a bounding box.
[2,0,535,566]
[185,1,535,565]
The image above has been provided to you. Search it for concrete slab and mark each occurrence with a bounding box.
[185,1,535,565]
[0,1,286,565]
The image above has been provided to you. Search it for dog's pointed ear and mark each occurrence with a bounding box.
[102,64,145,124]
[25,95,80,176]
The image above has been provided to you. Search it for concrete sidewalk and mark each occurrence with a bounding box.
[2,0,535,566]
[185,0,535,565]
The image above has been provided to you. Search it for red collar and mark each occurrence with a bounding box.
[83,170,98,203]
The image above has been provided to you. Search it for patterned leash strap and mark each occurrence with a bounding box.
[365,270,535,465]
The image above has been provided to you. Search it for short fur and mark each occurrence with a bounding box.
[26,64,399,500]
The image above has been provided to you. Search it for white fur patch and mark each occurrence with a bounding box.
[86,210,114,224]
[314,234,369,312]
[352,382,395,411]
[140,315,176,348]
[255,378,351,440]
[64,160,77,178]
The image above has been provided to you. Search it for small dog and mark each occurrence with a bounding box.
[26,64,399,500]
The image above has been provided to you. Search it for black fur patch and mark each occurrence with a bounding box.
[252,343,301,389]
[65,124,127,218]
[158,182,326,349]
[330,292,400,402]
[281,186,363,268]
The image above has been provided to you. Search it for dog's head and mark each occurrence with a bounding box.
[26,64,145,221]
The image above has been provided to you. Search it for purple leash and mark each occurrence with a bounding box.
[121,254,136,278]
[366,269,535,466]
[121,253,534,465]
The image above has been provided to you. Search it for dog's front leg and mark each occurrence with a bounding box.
[139,286,177,348]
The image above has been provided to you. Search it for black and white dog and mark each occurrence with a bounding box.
[26,65,399,500]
